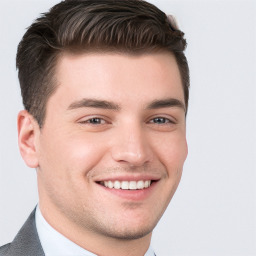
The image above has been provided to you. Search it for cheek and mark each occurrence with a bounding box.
[154,132,188,171]
[66,135,110,173]
[38,131,108,178]
[37,133,109,201]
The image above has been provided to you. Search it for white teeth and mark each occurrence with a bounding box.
[121,181,129,190]
[108,181,114,189]
[137,180,144,189]
[114,181,121,189]
[129,181,137,190]
[101,180,152,190]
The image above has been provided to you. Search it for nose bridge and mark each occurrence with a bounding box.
[111,121,152,166]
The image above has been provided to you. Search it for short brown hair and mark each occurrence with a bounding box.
[16,0,189,127]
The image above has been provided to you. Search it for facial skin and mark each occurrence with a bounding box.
[18,52,187,256]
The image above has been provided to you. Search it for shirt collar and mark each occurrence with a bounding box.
[35,205,155,256]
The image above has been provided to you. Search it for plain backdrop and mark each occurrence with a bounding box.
[0,0,255,255]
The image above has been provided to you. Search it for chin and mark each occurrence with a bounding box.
[93,214,159,241]
[102,224,154,241]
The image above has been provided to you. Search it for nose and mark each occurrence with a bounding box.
[110,124,153,167]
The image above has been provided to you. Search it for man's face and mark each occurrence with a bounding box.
[35,52,187,240]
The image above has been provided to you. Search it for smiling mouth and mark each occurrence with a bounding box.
[99,180,152,190]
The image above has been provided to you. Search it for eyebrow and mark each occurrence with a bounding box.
[67,97,185,112]
[68,98,120,110]
[147,98,186,111]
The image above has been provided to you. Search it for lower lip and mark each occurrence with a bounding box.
[97,181,158,201]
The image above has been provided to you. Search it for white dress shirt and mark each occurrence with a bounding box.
[35,205,155,256]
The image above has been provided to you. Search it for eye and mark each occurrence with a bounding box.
[147,115,177,132]
[79,117,107,125]
[88,118,105,124]
[149,117,173,124]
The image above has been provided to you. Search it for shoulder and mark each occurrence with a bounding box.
[0,243,11,256]
[0,208,44,256]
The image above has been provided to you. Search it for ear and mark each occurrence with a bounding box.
[17,110,40,168]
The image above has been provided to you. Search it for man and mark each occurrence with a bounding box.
[0,0,189,255]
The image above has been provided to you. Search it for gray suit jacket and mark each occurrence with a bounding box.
[0,208,45,256]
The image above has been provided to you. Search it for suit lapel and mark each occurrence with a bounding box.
[5,208,44,256]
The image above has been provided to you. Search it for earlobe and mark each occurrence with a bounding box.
[17,110,40,168]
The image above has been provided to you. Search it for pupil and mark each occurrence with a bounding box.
[155,117,165,123]
[90,118,100,124]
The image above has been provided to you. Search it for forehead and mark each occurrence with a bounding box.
[51,52,184,108]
